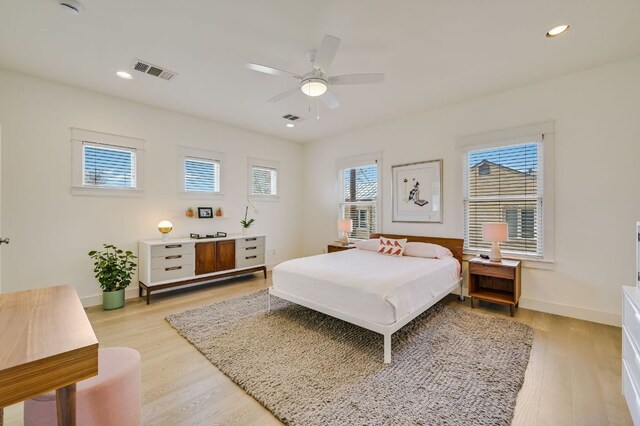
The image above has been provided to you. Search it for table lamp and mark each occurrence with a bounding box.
[482,222,508,262]
[338,219,353,245]
[157,220,173,241]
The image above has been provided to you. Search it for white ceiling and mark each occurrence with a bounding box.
[1,1,639,143]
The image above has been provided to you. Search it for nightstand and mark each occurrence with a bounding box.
[327,243,356,253]
[468,258,521,316]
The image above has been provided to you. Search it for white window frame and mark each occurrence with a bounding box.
[178,147,225,199]
[336,152,382,240]
[71,128,144,197]
[248,157,279,201]
[457,122,555,265]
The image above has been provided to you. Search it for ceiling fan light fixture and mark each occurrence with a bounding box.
[300,78,328,97]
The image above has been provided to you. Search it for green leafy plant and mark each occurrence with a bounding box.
[240,206,255,229]
[88,244,137,292]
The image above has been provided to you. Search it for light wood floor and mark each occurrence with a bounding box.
[3,273,633,425]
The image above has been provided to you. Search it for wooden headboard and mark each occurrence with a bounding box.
[369,233,464,266]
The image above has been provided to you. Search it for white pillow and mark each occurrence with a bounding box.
[403,242,452,259]
[377,237,407,257]
[354,239,379,252]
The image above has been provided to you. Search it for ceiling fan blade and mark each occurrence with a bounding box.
[246,63,301,78]
[329,73,385,85]
[320,91,340,109]
[267,87,300,103]
[313,35,341,71]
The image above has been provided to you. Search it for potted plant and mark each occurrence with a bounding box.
[88,244,137,310]
[240,206,255,236]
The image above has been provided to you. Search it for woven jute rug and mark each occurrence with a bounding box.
[166,290,533,426]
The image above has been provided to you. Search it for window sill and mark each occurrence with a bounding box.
[249,194,280,202]
[463,251,555,270]
[178,191,225,200]
[70,186,144,198]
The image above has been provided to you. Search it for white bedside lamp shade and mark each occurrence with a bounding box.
[338,219,353,245]
[482,222,508,262]
[157,220,173,241]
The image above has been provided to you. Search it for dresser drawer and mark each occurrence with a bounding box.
[236,245,265,258]
[150,243,194,258]
[623,361,640,426]
[469,262,515,279]
[150,264,193,283]
[150,253,193,270]
[624,328,640,390]
[236,236,265,249]
[625,292,640,351]
[236,253,265,269]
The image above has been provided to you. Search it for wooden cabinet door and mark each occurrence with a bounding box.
[216,240,236,271]
[195,242,216,275]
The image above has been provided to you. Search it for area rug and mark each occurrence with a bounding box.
[166,290,533,426]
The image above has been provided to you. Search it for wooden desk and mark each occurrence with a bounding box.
[0,285,99,425]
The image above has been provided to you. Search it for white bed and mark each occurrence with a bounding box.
[268,234,464,363]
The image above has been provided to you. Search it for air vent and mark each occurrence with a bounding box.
[283,114,301,121]
[132,60,177,81]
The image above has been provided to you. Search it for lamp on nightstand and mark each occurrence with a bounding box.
[338,219,353,245]
[157,220,173,241]
[483,222,508,262]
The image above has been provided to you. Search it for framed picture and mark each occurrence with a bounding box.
[198,207,213,218]
[392,159,443,223]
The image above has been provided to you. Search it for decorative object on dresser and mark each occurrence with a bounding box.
[88,244,137,310]
[391,159,443,223]
[483,222,509,262]
[157,220,173,241]
[138,235,267,304]
[338,219,352,245]
[468,257,521,316]
[198,207,213,218]
[327,243,356,253]
[215,207,223,218]
[186,207,195,218]
[622,286,640,424]
[240,205,255,236]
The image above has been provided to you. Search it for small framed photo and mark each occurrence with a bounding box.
[198,207,213,219]
[392,159,443,223]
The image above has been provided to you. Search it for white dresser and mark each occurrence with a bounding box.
[623,285,640,425]
[139,234,266,304]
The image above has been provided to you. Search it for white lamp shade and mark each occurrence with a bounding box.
[338,219,353,233]
[482,223,508,242]
[157,220,173,234]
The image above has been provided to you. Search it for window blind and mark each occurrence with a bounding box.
[185,157,220,192]
[339,163,378,239]
[251,166,277,196]
[83,143,136,188]
[464,142,543,256]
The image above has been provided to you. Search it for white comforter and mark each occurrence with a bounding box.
[272,249,460,326]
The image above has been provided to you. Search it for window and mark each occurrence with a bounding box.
[464,141,543,257]
[251,166,277,196]
[338,154,381,240]
[184,157,220,193]
[71,128,144,196]
[248,158,279,199]
[83,143,136,188]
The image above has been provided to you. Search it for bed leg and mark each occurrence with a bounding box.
[383,334,391,364]
[459,280,465,301]
[267,292,271,312]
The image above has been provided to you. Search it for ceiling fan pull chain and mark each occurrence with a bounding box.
[317,97,320,120]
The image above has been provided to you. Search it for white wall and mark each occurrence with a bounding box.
[303,56,640,326]
[0,69,303,305]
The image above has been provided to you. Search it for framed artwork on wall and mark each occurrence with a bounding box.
[392,159,443,223]
[198,207,213,218]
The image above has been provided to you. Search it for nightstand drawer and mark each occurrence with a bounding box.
[469,262,515,279]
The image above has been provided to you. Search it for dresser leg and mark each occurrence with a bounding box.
[146,290,150,305]
[263,267,267,279]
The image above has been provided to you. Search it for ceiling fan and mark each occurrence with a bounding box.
[246,35,385,110]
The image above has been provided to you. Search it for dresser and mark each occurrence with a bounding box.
[139,235,266,304]
[623,285,640,425]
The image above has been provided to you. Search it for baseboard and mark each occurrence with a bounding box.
[81,287,140,308]
[518,297,621,327]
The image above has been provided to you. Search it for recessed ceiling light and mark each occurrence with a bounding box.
[546,24,570,38]
[116,71,133,80]
[286,123,295,128]
[59,0,83,15]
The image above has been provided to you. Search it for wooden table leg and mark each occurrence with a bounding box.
[56,383,77,426]
[510,304,515,317]
[1,406,4,426]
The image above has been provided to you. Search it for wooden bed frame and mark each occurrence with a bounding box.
[268,234,464,364]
